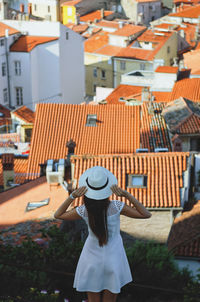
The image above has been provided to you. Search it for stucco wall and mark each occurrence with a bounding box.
[120,210,173,244]
[29,0,59,21]
[155,32,178,65]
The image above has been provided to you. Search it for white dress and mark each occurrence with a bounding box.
[73,200,132,294]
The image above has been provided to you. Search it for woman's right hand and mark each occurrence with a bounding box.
[71,186,87,198]
[111,185,127,197]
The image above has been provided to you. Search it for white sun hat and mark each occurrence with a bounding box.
[78,166,118,200]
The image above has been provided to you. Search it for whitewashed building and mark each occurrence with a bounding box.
[1,21,85,111]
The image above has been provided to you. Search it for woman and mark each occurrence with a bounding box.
[54,166,151,302]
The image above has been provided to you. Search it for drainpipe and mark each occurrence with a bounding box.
[5,29,12,108]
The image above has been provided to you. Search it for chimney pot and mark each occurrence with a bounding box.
[66,139,76,155]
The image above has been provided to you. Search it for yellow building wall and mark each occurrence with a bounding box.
[85,53,113,96]
[155,33,178,65]
[62,5,76,24]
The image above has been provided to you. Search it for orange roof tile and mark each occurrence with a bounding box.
[0,22,19,37]
[183,49,200,74]
[140,102,172,152]
[10,36,58,52]
[71,152,189,208]
[80,10,114,22]
[170,78,200,102]
[115,47,154,60]
[155,66,179,73]
[110,24,146,37]
[152,91,173,102]
[95,44,122,56]
[84,31,109,53]
[0,156,29,187]
[11,106,35,124]
[61,0,82,6]
[26,104,141,180]
[95,20,120,29]
[0,105,11,127]
[169,4,200,18]
[0,176,70,227]
[65,23,88,34]
[106,84,144,104]
[167,201,200,257]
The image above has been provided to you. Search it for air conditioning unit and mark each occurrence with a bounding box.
[154,148,169,153]
[46,159,65,184]
[136,148,149,153]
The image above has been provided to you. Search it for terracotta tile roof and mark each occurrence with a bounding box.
[183,49,200,74]
[11,106,35,124]
[95,20,120,29]
[155,66,179,73]
[195,41,200,49]
[162,97,200,134]
[170,78,200,102]
[26,104,141,180]
[0,176,69,227]
[80,10,114,22]
[169,4,200,18]
[140,102,172,151]
[65,23,88,34]
[10,36,58,53]
[84,31,109,53]
[115,45,154,60]
[154,23,178,30]
[110,24,146,37]
[61,0,82,6]
[0,105,11,127]
[106,85,144,104]
[0,156,29,186]
[167,201,200,258]
[71,152,189,208]
[152,91,173,102]
[95,44,122,56]
[0,22,19,37]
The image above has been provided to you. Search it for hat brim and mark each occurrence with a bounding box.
[78,166,118,200]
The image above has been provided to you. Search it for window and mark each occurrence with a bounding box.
[66,32,69,40]
[127,174,147,188]
[68,7,73,16]
[2,62,6,76]
[48,5,50,13]
[16,87,23,106]
[3,88,8,104]
[93,68,97,77]
[0,39,4,46]
[86,114,97,126]
[140,63,145,70]
[167,46,170,53]
[34,4,37,11]
[25,128,32,143]
[14,61,21,76]
[101,70,106,79]
[120,61,126,70]
[93,84,96,93]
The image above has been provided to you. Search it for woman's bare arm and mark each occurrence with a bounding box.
[54,186,87,221]
[111,185,151,219]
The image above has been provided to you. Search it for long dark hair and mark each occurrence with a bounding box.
[84,196,110,247]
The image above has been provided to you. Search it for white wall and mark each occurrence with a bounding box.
[96,87,114,102]
[151,72,177,91]
[59,23,85,104]
[9,52,32,109]
[31,40,61,110]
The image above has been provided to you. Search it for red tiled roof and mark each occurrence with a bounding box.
[10,36,58,52]
[140,102,172,152]
[26,104,141,180]
[65,23,88,34]
[80,10,114,22]
[183,49,200,74]
[155,66,179,73]
[11,106,35,124]
[170,78,200,102]
[106,84,144,104]
[0,176,70,227]
[71,152,189,208]
[61,0,82,6]
[0,156,29,186]
[169,4,200,18]
[168,201,200,258]
[95,44,122,56]
[110,24,146,37]
[0,105,11,127]
[152,91,173,102]
[0,22,19,37]
[95,20,120,29]
[84,31,109,53]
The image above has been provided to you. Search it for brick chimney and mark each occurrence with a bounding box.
[2,153,15,190]
[20,4,24,13]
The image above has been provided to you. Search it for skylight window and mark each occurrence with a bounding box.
[127,175,147,188]
[26,198,50,211]
[86,114,97,126]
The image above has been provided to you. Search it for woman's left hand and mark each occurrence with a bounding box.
[71,186,87,198]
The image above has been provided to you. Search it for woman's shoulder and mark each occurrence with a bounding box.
[108,200,125,215]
